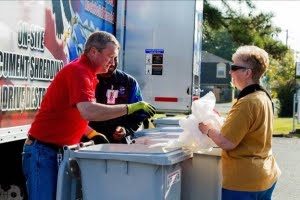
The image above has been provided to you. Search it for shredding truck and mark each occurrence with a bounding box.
[0,0,203,198]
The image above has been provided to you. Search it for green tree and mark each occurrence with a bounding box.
[266,50,296,116]
[203,0,287,59]
[203,0,295,116]
[202,25,238,60]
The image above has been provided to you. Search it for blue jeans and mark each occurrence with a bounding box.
[222,182,277,200]
[22,140,59,200]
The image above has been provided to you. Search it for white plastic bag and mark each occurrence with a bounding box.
[167,92,224,152]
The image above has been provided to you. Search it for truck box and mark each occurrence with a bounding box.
[117,0,203,113]
[0,0,203,198]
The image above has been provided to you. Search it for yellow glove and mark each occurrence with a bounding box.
[86,130,109,144]
[127,101,156,117]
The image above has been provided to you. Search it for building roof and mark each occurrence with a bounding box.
[201,51,231,63]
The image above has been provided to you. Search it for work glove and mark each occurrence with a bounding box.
[127,101,156,117]
[86,130,109,144]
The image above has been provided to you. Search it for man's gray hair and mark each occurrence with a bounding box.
[84,31,120,54]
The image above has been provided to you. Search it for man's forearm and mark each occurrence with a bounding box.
[77,101,127,121]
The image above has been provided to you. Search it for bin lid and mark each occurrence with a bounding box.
[194,147,222,157]
[153,117,180,125]
[72,144,192,165]
[134,127,183,138]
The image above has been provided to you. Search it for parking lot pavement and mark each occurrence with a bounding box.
[215,103,232,116]
[272,137,300,200]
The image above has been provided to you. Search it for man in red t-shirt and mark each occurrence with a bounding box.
[22,31,155,200]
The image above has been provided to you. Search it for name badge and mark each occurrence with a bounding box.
[106,89,119,104]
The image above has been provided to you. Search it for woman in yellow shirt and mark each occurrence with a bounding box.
[199,45,281,200]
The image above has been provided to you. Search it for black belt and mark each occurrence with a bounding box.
[28,135,62,152]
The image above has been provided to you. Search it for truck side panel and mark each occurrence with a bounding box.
[0,0,116,198]
[0,0,116,143]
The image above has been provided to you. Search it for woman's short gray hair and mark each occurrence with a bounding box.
[232,45,269,82]
[84,31,120,54]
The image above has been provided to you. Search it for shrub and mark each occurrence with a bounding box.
[276,80,296,117]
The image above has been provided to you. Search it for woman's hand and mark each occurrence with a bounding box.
[199,122,237,150]
[198,122,213,136]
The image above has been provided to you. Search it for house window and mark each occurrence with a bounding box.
[216,63,226,78]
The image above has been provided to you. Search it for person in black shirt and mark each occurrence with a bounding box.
[86,57,149,143]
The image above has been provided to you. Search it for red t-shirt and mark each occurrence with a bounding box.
[29,55,98,146]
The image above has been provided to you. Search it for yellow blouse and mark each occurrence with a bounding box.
[221,91,281,191]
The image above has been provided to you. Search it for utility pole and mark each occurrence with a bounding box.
[286,29,289,46]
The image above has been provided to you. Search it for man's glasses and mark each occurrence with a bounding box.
[230,64,250,71]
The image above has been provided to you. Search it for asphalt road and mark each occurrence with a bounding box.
[272,137,300,200]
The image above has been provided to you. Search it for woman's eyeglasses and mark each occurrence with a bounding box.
[230,64,250,71]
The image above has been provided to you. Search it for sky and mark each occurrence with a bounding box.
[254,0,300,57]
[211,0,300,60]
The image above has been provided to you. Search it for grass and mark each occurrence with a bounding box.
[274,118,294,134]
[151,115,300,138]
[274,117,300,138]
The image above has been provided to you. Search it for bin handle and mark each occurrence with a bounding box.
[63,141,94,151]
[69,159,81,179]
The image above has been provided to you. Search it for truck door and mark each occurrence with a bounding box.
[116,0,203,114]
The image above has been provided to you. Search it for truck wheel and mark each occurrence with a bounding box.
[0,184,25,200]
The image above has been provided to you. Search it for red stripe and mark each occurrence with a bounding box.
[154,97,178,102]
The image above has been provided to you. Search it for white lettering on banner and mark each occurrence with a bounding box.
[29,56,63,81]
[0,21,62,114]
[17,21,45,52]
[84,0,115,24]
[0,50,63,81]
[0,85,46,112]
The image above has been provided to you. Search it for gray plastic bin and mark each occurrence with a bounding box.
[133,128,222,200]
[72,144,192,200]
[134,126,183,138]
[153,117,181,128]
[133,127,182,146]
[181,148,222,200]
